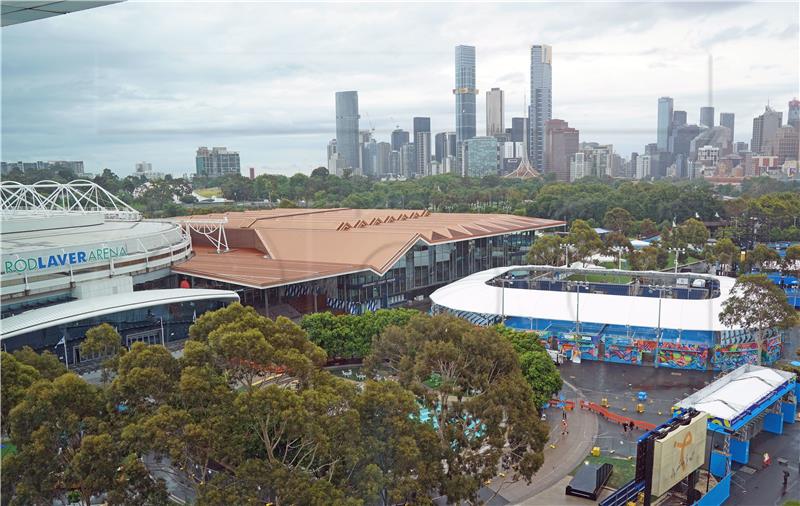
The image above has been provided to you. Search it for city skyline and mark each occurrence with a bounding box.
[1,1,798,176]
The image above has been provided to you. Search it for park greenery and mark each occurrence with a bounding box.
[4,166,800,244]
[1,304,562,505]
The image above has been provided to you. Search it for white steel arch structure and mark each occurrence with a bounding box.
[0,180,141,221]
[172,217,230,253]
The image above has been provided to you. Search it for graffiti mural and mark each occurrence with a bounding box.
[579,343,599,361]
[604,337,641,364]
[657,342,709,370]
[713,342,758,371]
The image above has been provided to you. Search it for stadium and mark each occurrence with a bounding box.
[0,180,238,364]
[430,265,782,371]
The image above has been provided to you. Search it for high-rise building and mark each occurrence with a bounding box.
[700,106,715,128]
[672,110,687,127]
[751,105,783,154]
[486,87,504,137]
[734,141,749,154]
[195,146,240,177]
[135,161,152,174]
[635,155,652,179]
[764,126,799,163]
[359,131,376,177]
[657,97,673,152]
[672,124,702,177]
[391,128,410,151]
[249,167,255,180]
[454,45,477,146]
[529,44,552,170]
[400,143,416,178]
[415,131,432,177]
[544,119,579,181]
[413,117,431,141]
[719,113,735,141]
[629,152,639,179]
[388,150,401,176]
[434,132,446,163]
[375,142,391,176]
[335,91,360,170]
[326,139,337,161]
[463,136,499,178]
[788,98,800,129]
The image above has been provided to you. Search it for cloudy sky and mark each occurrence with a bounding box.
[2,1,798,176]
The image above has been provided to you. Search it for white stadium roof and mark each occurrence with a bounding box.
[0,289,239,339]
[676,364,795,421]
[429,266,740,332]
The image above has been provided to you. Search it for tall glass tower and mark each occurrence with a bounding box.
[454,45,477,146]
[335,91,360,171]
[657,97,673,152]
[529,45,552,170]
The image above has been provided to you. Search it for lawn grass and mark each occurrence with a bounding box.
[195,187,221,198]
[566,273,633,284]
[570,454,636,490]
[782,501,800,506]
[1,442,17,459]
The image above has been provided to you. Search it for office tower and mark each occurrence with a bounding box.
[326,139,337,161]
[576,143,613,178]
[435,132,447,162]
[391,128,410,151]
[672,124,702,177]
[672,110,687,127]
[413,117,431,141]
[388,150,401,176]
[454,45,477,143]
[657,97,673,152]
[195,146,240,177]
[719,113,735,141]
[764,126,799,163]
[415,131,432,177]
[463,136,500,177]
[400,143,416,177]
[734,141,749,154]
[690,127,733,159]
[635,155,652,179]
[700,106,715,128]
[446,132,457,158]
[359,131,376,176]
[544,119,579,181]
[529,44,553,169]
[249,167,255,180]
[630,152,639,178]
[788,98,800,129]
[751,106,783,154]
[375,142,391,176]
[135,161,152,173]
[486,88,505,137]
[335,91,360,170]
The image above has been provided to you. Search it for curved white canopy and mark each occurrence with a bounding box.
[430,266,741,332]
[0,289,239,339]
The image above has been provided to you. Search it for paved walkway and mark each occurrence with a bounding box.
[479,379,599,504]
[518,476,612,505]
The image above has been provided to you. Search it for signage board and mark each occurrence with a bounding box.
[3,246,128,274]
[651,412,708,496]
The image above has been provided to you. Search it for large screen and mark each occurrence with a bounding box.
[651,413,708,497]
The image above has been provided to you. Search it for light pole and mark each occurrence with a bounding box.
[612,246,625,270]
[669,247,686,273]
[653,284,669,368]
[562,242,574,267]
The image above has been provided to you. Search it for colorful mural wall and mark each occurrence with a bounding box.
[604,336,641,365]
[656,342,709,370]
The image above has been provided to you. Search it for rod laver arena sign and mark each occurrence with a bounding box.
[651,412,708,496]
[3,246,128,274]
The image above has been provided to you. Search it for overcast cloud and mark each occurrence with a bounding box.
[2,1,798,176]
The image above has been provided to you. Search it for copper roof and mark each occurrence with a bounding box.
[172,208,564,288]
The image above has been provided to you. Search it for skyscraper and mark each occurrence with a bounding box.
[657,97,673,152]
[195,146,240,177]
[700,106,715,128]
[529,44,552,170]
[413,117,431,141]
[672,110,687,127]
[375,142,391,176]
[335,91,360,170]
[391,128,410,151]
[486,88,504,137]
[719,112,735,141]
[751,105,783,154]
[544,119,579,181]
[463,136,500,177]
[415,131,431,177]
[788,98,800,129]
[454,45,477,164]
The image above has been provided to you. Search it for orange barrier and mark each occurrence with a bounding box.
[549,399,575,410]
[579,400,656,431]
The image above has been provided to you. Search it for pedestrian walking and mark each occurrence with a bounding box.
[561,418,569,436]
[783,470,790,495]
[763,452,771,469]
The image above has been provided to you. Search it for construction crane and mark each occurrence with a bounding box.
[364,111,376,134]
